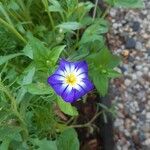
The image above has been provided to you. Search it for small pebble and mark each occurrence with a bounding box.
[136,41,143,50]
[143,67,149,73]
[125,38,136,49]
[146,113,150,122]
[131,21,140,32]
[122,50,130,57]
[124,79,132,86]
[142,33,149,39]
[143,139,150,146]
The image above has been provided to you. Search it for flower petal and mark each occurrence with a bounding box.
[74,84,87,96]
[62,84,88,103]
[61,86,75,103]
[74,61,88,73]
[50,83,68,95]
[70,63,76,72]
[80,79,94,92]
[55,68,66,77]
[60,59,70,73]
[48,74,65,85]
[77,73,88,79]
[60,59,76,74]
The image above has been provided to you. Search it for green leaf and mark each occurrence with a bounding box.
[48,5,62,12]
[0,53,22,65]
[78,2,94,12]
[57,22,82,31]
[0,125,22,141]
[32,138,57,150]
[49,45,66,64]
[28,35,49,59]
[57,128,80,150]
[88,49,121,96]
[104,0,115,5]
[107,69,121,78]
[115,0,144,8]
[80,19,108,44]
[23,43,33,59]
[76,2,94,20]
[16,87,27,104]
[0,2,13,25]
[0,26,17,52]
[0,108,11,123]
[93,74,109,96]
[87,48,121,69]
[22,66,35,85]
[48,0,63,12]
[26,83,53,95]
[57,97,78,116]
[68,49,89,61]
[27,34,49,70]
[80,16,93,26]
[66,0,78,11]
[104,0,144,8]
[27,35,65,70]
[0,139,10,150]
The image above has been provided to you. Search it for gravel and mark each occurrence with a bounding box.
[125,38,136,49]
[131,21,141,32]
[108,0,150,149]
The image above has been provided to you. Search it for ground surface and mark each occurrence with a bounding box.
[108,0,150,149]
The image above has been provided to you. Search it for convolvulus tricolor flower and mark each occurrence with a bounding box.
[48,59,93,103]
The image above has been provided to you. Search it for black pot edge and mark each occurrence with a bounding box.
[97,95,115,150]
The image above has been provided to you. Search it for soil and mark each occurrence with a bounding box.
[73,93,115,150]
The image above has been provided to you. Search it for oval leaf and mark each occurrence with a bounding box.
[57,97,78,116]
[26,83,53,95]
[57,22,82,31]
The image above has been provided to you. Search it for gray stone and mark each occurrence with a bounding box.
[124,79,132,86]
[136,71,143,77]
[143,67,149,74]
[131,21,140,32]
[125,38,136,49]
[146,113,150,122]
[143,139,150,146]
[136,41,143,50]
[110,9,117,17]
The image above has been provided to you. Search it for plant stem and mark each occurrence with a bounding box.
[69,111,102,128]
[43,0,54,30]
[93,0,99,20]
[47,12,55,30]
[0,18,27,44]
[101,5,111,19]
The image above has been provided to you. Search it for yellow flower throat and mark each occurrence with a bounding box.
[66,73,77,86]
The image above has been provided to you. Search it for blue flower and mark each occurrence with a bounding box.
[48,59,94,103]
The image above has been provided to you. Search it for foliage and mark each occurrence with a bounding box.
[104,0,144,8]
[0,0,143,149]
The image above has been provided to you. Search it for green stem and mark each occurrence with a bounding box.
[0,18,27,44]
[60,12,65,22]
[93,0,99,20]
[101,5,111,19]
[43,0,54,30]
[69,111,102,128]
[47,12,55,30]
